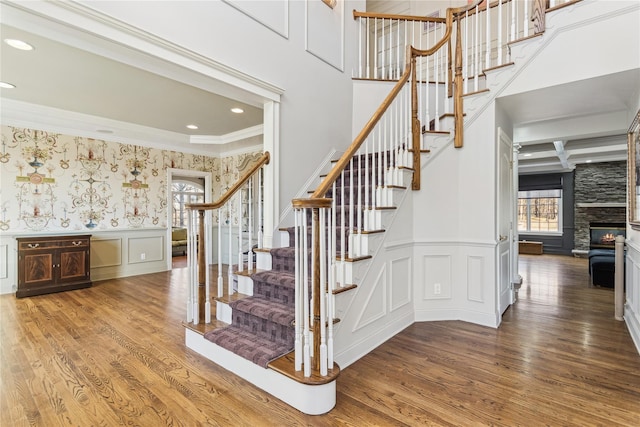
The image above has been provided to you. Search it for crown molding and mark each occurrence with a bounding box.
[190,125,264,145]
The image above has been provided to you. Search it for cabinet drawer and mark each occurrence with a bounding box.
[19,240,59,251]
[58,238,90,249]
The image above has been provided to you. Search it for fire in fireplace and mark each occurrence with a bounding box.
[589,222,625,249]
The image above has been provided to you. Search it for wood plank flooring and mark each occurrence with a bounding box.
[2,254,639,426]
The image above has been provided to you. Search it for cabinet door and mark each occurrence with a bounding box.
[22,252,55,286]
[58,249,89,284]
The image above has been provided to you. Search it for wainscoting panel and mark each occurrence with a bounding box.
[467,255,485,303]
[625,240,640,354]
[390,256,411,311]
[422,254,452,300]
[222,0,289,38]
[305,0,344,71]
[353,264,387,331]
[0,243,7,279]
[91,238,122,268]
[128,236,164,264]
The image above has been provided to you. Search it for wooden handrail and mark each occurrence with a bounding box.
[187,151,270,211]
[353,10,446,23]
[308,67,411,200]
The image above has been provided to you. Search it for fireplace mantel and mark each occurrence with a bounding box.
[576,202,626,208]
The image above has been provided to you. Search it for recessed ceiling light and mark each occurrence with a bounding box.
[0,81,16,89]
[523,153,532,157]
[186,124,199,130]
[585,160,592,163]
[231,107,244,114]
[4,38,34,51]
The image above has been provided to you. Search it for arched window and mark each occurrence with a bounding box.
[171,180,204,228]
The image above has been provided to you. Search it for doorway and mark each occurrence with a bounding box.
[167,169,212,270]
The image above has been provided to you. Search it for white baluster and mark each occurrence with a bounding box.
[217,208,223,299]
[348,158,354,258]
[227,203,233,295]
[464,10,469,94]
[258,169,263,249]
[319,208,328,376]
[511,0,517,42]
[474,5,479,92]
[366,17,371,79]
[302,209,310,377]
[374,18,378,79]
[486,0,491,70]
[434,36,440,131]
[237,191,242,272]
[186,209,194,323]
[205,209,211,323]
[498,0,503,65]
[294,209,302,371]
[524,0,530,38]
[381,18,385,79]
[358,16,363,79]
[248,176,253,271]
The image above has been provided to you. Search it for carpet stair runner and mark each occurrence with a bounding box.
[203,156,378,368]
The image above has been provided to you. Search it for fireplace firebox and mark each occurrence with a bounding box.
[589,222,625,249]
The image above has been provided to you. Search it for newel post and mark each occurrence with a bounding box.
[410,52,421,191]
[453,14,464,149]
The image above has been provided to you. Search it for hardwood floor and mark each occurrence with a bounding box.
[2,254,639,426]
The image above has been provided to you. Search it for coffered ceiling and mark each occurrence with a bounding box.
[498,69,639,175]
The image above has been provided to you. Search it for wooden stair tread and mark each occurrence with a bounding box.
[337,255,372,263]
[333,284,357,295]
[463,88,490,97]
[483,62,515,73]
[213,292,250,304]
[183,319,229,336]
[267,351,340,385]
[235,268,268,277]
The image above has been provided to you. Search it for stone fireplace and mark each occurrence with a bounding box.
[573,161,626,253]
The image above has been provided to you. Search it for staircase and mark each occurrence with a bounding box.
[183,0,607,416]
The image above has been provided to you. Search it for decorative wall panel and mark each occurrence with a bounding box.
[353,265,387,331]
[305,0,344,71]
[390,256,411,311]
[223,0,289,38]
[466,255,484,302]
[128,236,163,263]
[91,238,122,268]
[422,254,451,299]
[0,244,7,279]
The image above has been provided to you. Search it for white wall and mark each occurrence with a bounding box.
[413,104,500,328]
[71,0,365,228]
[501,1,640,98]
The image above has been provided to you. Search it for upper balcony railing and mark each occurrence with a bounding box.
[354,0,580,94]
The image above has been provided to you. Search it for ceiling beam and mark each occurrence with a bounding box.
[553,140,571,169]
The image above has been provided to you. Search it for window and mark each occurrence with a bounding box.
[172,181,204,228]
[517,189,562,233]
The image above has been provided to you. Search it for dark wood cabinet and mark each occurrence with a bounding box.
[16,235,92,298]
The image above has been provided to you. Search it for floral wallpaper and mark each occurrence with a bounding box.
[0,125,262,233]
